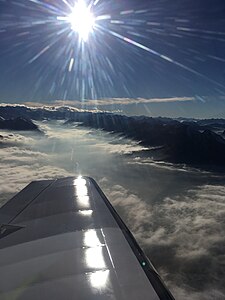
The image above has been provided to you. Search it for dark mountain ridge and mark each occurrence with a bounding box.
[0,116,40,131]
[0,105,225,166]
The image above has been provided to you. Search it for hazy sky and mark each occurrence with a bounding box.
[0,0,225,117]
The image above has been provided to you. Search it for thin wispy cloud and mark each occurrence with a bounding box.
[13,97,195,109]
[54,96,194,107]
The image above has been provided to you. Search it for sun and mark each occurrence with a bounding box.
[68,0,95,42]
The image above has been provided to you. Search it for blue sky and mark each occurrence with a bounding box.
[0,0,225,117]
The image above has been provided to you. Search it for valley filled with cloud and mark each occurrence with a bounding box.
[0,109,225,299]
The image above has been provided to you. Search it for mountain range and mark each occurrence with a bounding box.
[0,104,225,166]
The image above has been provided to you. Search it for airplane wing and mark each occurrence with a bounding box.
[0,176,174,300]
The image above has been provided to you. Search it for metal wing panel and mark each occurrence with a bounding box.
[0,180,54,224]
[0,176,174,300]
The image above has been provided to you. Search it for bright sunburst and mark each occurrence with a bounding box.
[4,0,224,99]
[68,0,95,42]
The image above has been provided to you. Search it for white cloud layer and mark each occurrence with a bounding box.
[7,96,195,110]
[1,121,225,299]
[100,179,225,299]
[53,97,194,107]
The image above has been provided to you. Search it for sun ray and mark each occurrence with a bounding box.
[1,0,225,100]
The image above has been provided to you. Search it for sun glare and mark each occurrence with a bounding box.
[68,0,95,42]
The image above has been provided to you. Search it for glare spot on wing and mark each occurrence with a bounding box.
[90,270,110,288]
[85,247,106,269]
[84,229,103,247]
[79,209,93,216]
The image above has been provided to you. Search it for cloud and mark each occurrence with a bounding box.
[99,181,153,233]
[0,130,73,205]
[128,157,206,173]
[1,121,225,299]
[0,102,110,114]
[53,97,194,107]
[169,286,225,300]
[19,97,195,109]
[100,178,225,299]
[0,132,34,146]
[0,122,145,204]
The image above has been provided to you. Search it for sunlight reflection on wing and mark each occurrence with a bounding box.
[74,176,87,187]
[84,229,103,247]
[76,195,90,208]
[79,209,93,216]
[90,270,110,289]
[74,177,88,196]
[85,247,106,269]
[74,177,90,208]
